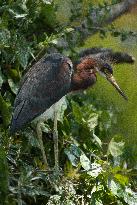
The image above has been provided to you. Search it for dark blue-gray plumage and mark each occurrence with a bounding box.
[10,53,73,133]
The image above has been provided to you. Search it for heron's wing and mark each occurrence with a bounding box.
[10,53,73,133]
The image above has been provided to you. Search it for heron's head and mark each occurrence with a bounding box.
[96,62,128,100]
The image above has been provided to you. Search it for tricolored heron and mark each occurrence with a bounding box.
[10,48,135,169]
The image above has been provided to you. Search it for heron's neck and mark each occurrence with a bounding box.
[70,57,97,91]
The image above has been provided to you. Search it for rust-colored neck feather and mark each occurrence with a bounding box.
[71,57,97,91]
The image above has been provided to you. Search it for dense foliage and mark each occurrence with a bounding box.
[0,0,137,204]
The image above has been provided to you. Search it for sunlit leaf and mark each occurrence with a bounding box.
[15,14,27,18]
[65,27,74,33]
[87,113,98,131]
[88,163,102,178]
[23,129,39,148]
[16,37,32,68]
[42,0,53,4]
[93,132,102,148]
[108,135,125,157]
[0,68,4,88]
[80,154,91,170]
[110,180,137,205]
[8,79,18,94]
[56,97,68,122]
[0,94,11,127]
[124,187,137,205]
[65,144,82,167]
[0,29,10,47]
[0,147,8,201]
[114,173,128,186]
[39,97,67,123]
[71,100,83,123]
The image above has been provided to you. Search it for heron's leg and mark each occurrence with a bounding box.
[36,122,49,170]
[53,108,59,171]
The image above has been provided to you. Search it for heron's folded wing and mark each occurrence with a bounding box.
[10,53,73,133]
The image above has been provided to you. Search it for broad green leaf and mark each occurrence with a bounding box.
[56,97,68,122]
[88,163,102,178]
[0,29,10,47]
[87,113,98,131]
[42,0,53,4]
[93,132,102,148]
[110,180,121,197]
[110,180,137,205]
[108,136,125,157]
[8,79,18,94]
[14,14,27,18]
[65,144,102,178]
[80,154,91,170]
[0,68,4,88]
[23,129,39,148]
[0,94,11,127]
[41,123,50,133]
[65,27,74,33]
[124,187,137,205]
[8,8,28,19]
[71,100,83,123]
[0,147,8,202]
[38,97,67,123]
[64,144,82,167]
[16,37,32,68]
[114,173,128,186]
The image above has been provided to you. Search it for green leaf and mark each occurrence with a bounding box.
[0,94,11,127]
[41,123,50,133]
[0,68,4,88]
[71,100,83,123]
[39,97,67,123]
[80,154,91,171]
[87,163,102,178]
[110,180,122,198]
[15,14,27,18]
[124,187,137,205]
[0,147,8,202]
[114,173,128,186]
[23,129,39,148]
[110,180,137,205]
[0,29,10,48]
[93,132,102,148]
[8,79,18,94]
[65,27,74,33]
[64,144,82,167]
[16,37,32,68]
[65,145,102,177]
[87,113,98,131]
[108,135,125,157]
[56,97,68,122]
[42,0,53,4]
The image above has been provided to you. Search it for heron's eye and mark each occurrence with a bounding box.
[103,64,113,75]
[85,67,91,71]
[67,61,73,71]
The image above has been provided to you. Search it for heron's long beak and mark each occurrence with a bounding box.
[106,74,128,100]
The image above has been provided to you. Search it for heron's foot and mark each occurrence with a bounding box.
[53,128,59,172]
[53,107,59,172]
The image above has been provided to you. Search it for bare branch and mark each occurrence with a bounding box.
[32,0,137,63]
[106,0,137,23]
[54,0,137,50]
